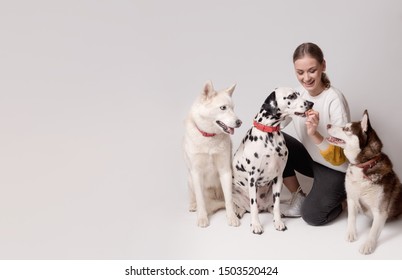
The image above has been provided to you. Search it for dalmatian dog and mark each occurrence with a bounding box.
[232,87,313,234]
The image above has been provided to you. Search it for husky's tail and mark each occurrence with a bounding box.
[206,198,225,214]
[205,187,225,214]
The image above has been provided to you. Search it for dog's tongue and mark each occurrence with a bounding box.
[327,136,343,144]
[327,136,335,142]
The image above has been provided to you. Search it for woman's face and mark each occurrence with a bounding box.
[294,55,326,96]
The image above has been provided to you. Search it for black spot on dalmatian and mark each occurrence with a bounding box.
[286,92,298,100]
[273,192,280,203]
[267,133,274,143]
[275,147,281,153]
[246,158,251,164]
[254,152,259,158]
[260,193,266,199]
[251,198,254,205]
[236,164,247,172]
[262,91,279,116]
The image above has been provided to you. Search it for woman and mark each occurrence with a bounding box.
[281,42,351,226]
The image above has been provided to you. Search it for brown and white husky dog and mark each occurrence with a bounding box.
[327,110,402,254]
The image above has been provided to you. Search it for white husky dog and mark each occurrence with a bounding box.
[183,81,242,227]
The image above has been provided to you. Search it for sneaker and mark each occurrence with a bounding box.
[281,187,305,218]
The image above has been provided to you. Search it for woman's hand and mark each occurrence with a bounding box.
[305,110,324,144]
[305,110,319,135]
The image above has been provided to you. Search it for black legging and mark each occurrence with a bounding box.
[283,133,346,226]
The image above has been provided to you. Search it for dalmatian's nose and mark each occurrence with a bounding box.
[236,119,242,127]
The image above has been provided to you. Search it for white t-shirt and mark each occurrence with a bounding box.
[285,86,351,172]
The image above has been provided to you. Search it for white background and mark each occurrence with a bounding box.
[0,0,401,260]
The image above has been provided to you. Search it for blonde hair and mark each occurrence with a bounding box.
[293,42,330,89]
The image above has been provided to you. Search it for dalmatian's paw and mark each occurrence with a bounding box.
[273,219,287,231]
[251,223,264,235]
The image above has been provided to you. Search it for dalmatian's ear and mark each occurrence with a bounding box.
[262,91,279,115]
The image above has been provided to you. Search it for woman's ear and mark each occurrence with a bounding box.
[322,59,327,72]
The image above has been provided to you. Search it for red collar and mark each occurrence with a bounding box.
[253,120,280,133]
[196,126,216,137]
[353,154,382,171]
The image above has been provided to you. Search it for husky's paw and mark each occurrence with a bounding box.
[189,202,197,212]
[227,212,240,227]
[359,239,376,255]
[346,230,357,242]
[234,206,247,219]
[251,223,264,235]
[273,219,287,231]
[197,216,209,228]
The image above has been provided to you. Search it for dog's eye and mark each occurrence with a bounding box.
[288,93,298,100]
[220,106,227,110]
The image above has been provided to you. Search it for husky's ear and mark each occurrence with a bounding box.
[202,80,215,99]
[225,84,236,96]
[361,110,370,133]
